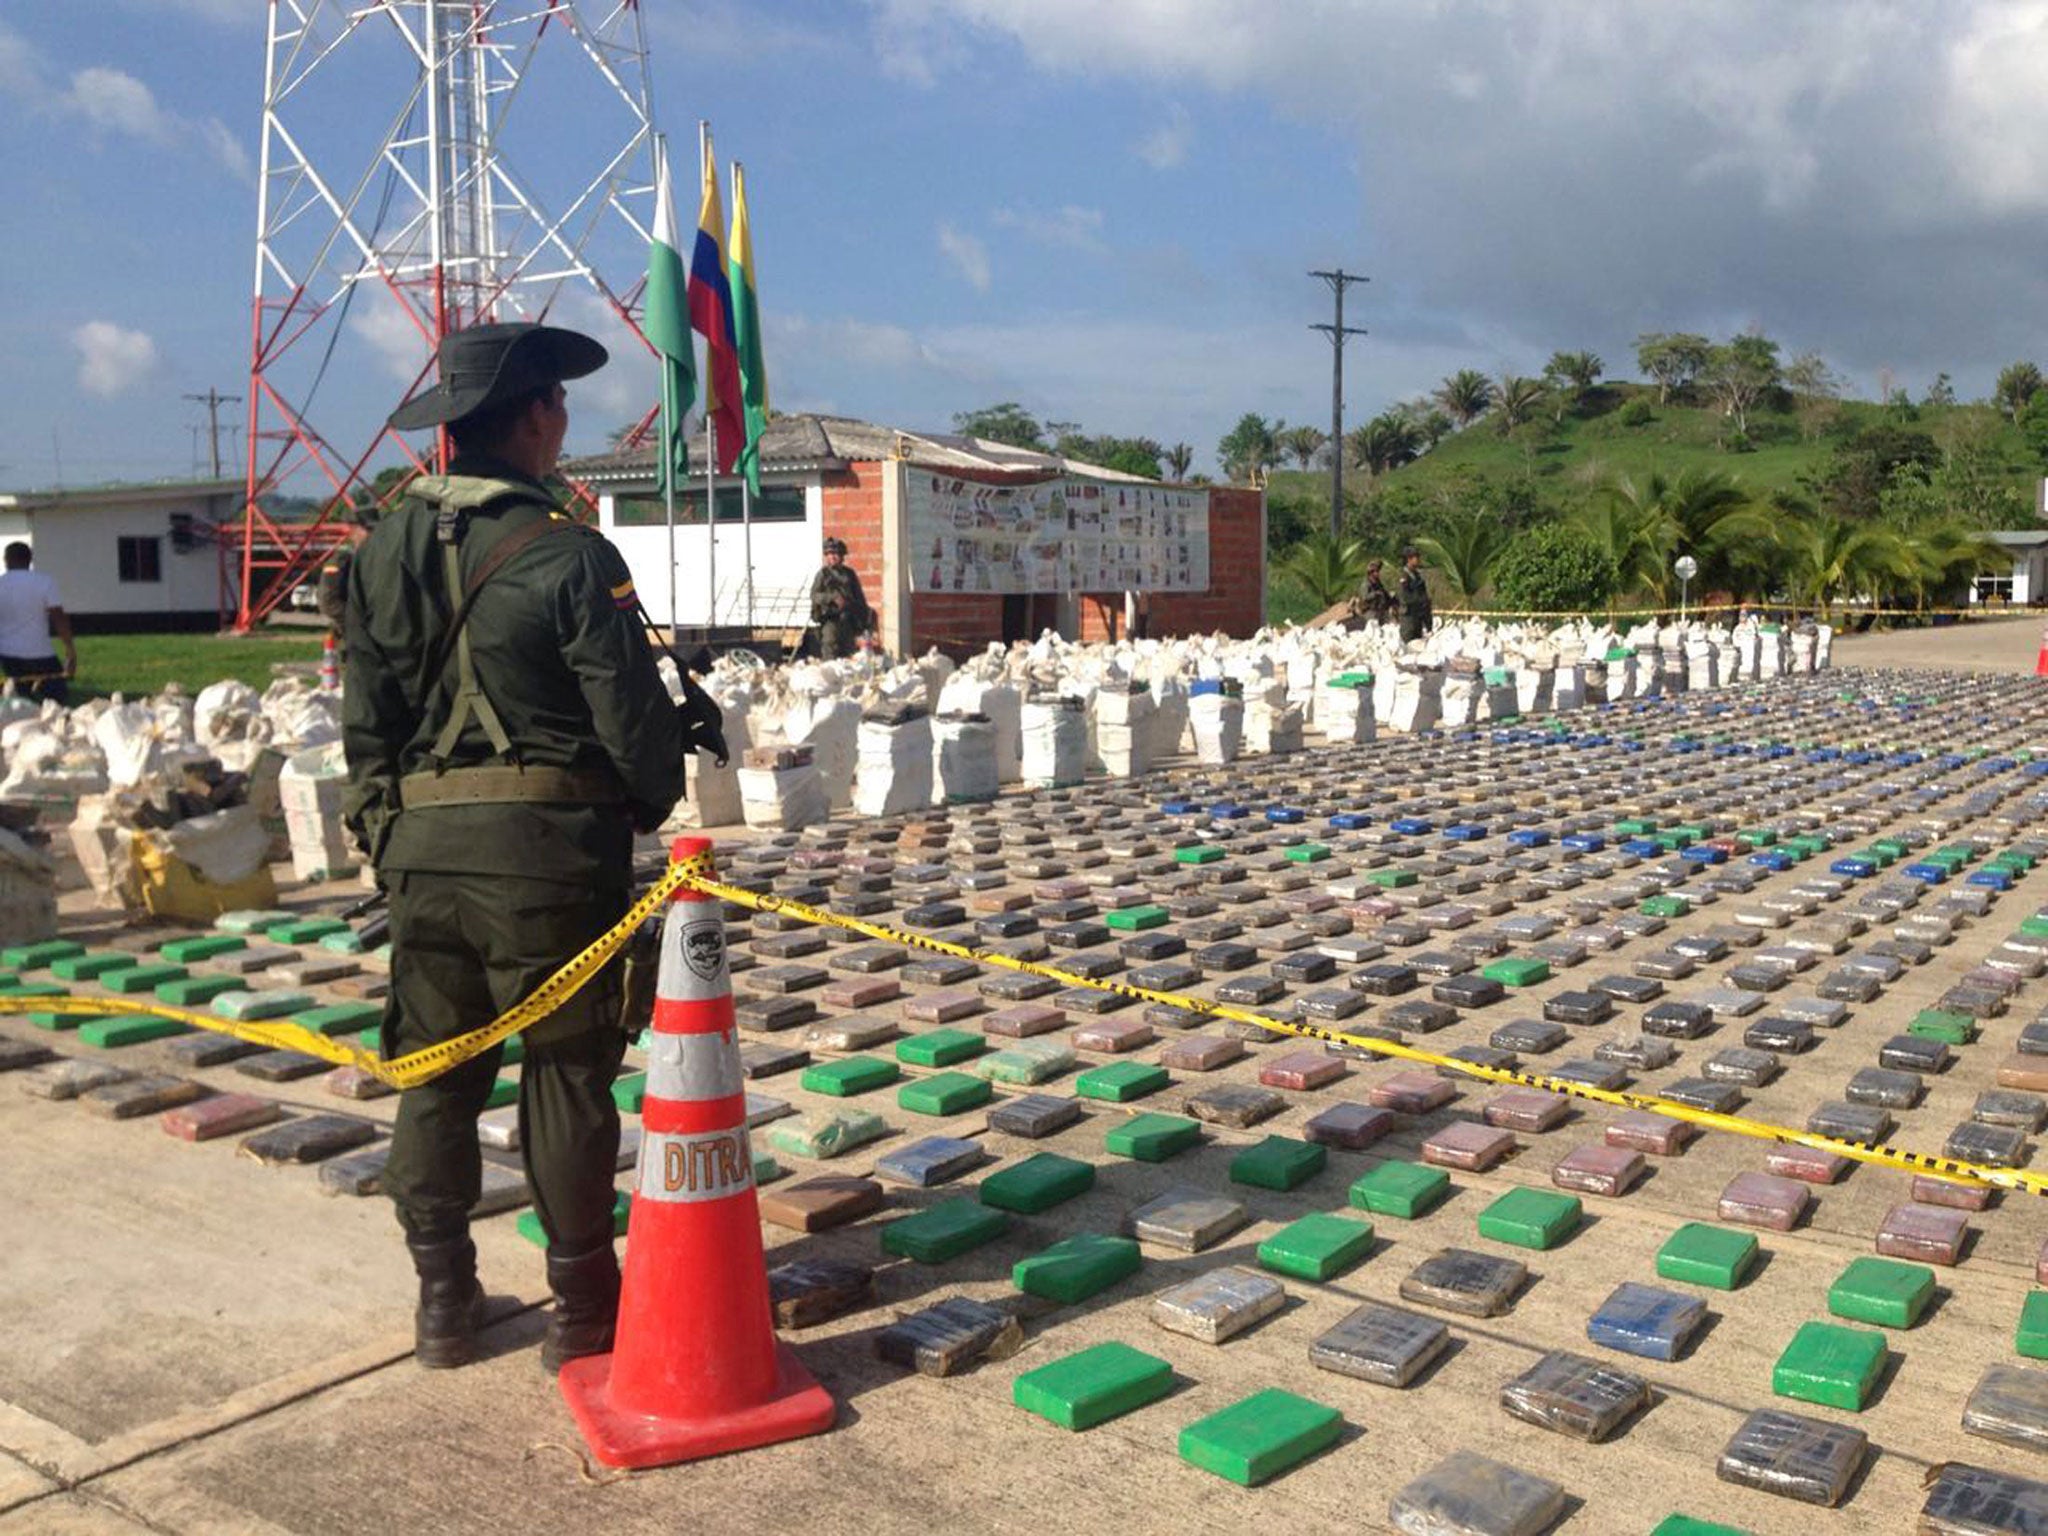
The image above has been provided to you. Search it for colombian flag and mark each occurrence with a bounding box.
[689,128,745,476]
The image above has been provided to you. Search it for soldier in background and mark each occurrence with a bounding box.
[1398,545,1434,644]
[810,536,873,659]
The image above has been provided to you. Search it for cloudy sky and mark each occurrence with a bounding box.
[6,0,2048,492]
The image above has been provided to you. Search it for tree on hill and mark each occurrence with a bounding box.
[1544,350,1603,395]
[1700,332,1781,439]
[1635,332,1710,404]
[1493,374,1547,433]
[953,402,1046,449]
[1280,424,1329,471]
[1923,373,1957,408]
[1410,405,1455,449]
[1434,369,1494,427]
[1997,362,2044,422]
[1216,413,1281,486]
[1164,442,1194,480]
[1415,503,1513,603]
[1783,351,1844,440]
[1347,413,1421,478]
[1811,424,1942,520]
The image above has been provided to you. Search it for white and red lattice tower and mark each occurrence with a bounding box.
[234,0,666,628]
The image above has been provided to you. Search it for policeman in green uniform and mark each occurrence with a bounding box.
[342,322,686,1372]
[810,537,872,659]
[1398,545,1434,645]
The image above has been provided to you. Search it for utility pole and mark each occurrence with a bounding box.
[1309,269,1368,539]
[183,388,241,479]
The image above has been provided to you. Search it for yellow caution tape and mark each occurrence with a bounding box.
[0,855,704,1090]
[1431,602,1999,621]
[679,870,2048,1198]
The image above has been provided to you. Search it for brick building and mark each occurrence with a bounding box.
[566,414,1264,655]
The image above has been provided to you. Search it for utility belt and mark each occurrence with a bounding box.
[397,765,626,809]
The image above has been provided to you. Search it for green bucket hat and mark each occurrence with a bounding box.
[387,321,608,432]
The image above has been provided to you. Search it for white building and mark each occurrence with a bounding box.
[1980,530,2048,606]
[0,478,236,629]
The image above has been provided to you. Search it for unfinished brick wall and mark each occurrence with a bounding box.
[818,462,889,634]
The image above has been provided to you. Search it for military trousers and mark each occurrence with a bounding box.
[381,869,629,1255]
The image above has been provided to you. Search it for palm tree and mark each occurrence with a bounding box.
[1545,350,1603,394]
[1493,374,1547,433]
[1597,467,1766,602]
[1774,514,1914,616]
[1274,530,1372,609]
[1346,413,1421,478]
[1281,424,1329,471]
[1567,497,1665,605]
[1415,505,1513,604]
[1164,442,1194,481]
[1413,408,1455,450]
[1885,514,2001,611]
[1434,369,1494,427]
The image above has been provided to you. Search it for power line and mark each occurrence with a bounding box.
[1310,268,1368,539]
[183,388,243,480]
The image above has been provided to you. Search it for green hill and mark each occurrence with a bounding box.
[1262,383,2043,623]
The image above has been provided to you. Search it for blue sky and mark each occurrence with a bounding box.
[6,1,2048,494]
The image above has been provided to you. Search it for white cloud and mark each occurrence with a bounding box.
[0,30,251,180]
[992,204,1106,252]
[936,222,992,291]
[1135,103,1192,169]
[72,321,158,399]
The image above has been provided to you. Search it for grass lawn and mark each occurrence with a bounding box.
[71,629,328,702]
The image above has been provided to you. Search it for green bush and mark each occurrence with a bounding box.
[1618,399,1655,427]
[1492,522,1618,613]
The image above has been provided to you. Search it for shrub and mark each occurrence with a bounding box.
[1618,398,1655,428]
[1492,522,1619,613]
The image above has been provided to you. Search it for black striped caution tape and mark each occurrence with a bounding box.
[0,856,705,1090]
[680,870,2048,1198]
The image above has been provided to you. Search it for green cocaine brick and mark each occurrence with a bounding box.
[518,1190,630,1248]
[1229,1134,1326,1191]
[1104,904,1170,931]
[155,975,245,1007]
[76,1015,193,1048]
[1641,895,1690,919]
[1651,1518,1753,1536]
[1013,1341,1172,1430]
[1908,1010,1976,1046]
[880,1197,1009,1263]
[1828,1257,1935,1329]
[264,918,349,944]
[980,1151,1094,1213]
[102,963,187,994]
[898,1070,993,1116]
[1175,846,1224,865]
[1483,958,1551,988]
[1105,1112,1201,1162]
[896,1028,985,1067]
[611,1071,647,1113]
[51,952,141,982]
[482,1076,517,1110]
[1075,1059,1170,1103]
[766,1107,888,1161]
[801,1055,901,1097]
[1350,1159,1450,1219]
[973,1040,1075,1085]
[159,934,247,965]
[294,1001,385,1036]
[1257,1213,1374,1281]
[1477,1187,1582,1251]
[2,940,84,970]
[1012,1232,1141,1304]
[2019,1292,2048,1359]
[1178,1388,1342,1487]
[1366,868,1417,889]
[1772,1321,1887,1411]
[1656,1222,1759,1290]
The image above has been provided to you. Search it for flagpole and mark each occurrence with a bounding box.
[734,157,755,632]
[700,119,717,636]
[658,136,677,639]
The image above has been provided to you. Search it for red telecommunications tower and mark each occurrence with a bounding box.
[234,0,666,629]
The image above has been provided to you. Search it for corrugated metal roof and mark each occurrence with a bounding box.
[565,413,1154,484]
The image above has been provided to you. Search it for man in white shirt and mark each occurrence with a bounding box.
[0,543,76,704]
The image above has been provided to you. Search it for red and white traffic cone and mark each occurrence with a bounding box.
[2036,624,2048,678]
[319,631,340,691]
[558,836,836,1468]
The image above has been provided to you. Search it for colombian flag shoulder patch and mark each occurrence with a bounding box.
[611,578,637,611]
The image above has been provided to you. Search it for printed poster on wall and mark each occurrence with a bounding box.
[903,472,1211,595]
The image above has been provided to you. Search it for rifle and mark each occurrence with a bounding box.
[633,601,730,767]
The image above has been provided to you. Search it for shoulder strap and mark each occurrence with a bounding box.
[424,507,578,768]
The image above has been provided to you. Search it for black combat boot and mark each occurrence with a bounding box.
[406,1233,485,1369]
[541,1243,620,1374]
